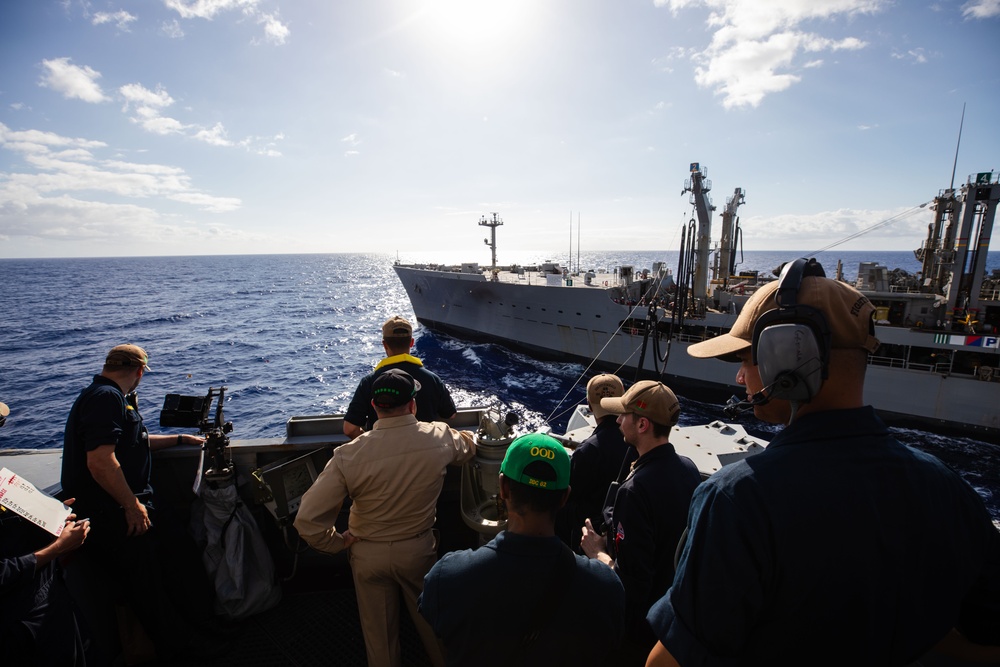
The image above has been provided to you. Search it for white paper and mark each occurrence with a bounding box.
[0,467,73,536]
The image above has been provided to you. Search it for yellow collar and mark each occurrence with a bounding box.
[374,354,424,371]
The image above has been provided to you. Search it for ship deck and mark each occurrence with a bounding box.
[408,265,627,289]
[181,574,435,667]
[1,416,988,666]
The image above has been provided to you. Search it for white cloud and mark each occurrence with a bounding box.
[92,10,137,31]
[169,191,242,212]
[0,122,242,246]
[0,124,107,152]
[138,114,189,135]
[194,122,232,146]
[164,0,262,20]
[891,48,929,63]
[115,81,281,153]
[236,133,284,156]
[342,133,361,146]
[259,13,289,45]
[38,58,110,103]
[657,0,884,108]
[162,19,185,38]
[740,204,931,249]
[962,0,1000,19]
[165,0,290,44]
[119,83,187,135]
[120,83,175,110]
[651,46,691,73]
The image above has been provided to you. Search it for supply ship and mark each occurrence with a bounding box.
[394,164,1000,436]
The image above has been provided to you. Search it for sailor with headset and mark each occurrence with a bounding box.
[643,258,1000,665]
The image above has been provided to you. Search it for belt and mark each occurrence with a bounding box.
[359,529,432,544]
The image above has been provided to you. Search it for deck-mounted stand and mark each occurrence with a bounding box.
[160,386,233,484]
[480,212,503,281]
[159,387,281,619]
[459,408,518,543]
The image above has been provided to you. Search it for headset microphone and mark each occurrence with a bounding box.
[722,390,770,418]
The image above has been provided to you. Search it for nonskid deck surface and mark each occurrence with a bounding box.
[162,583,434,667]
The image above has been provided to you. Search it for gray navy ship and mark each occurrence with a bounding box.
[394,164,1000,437]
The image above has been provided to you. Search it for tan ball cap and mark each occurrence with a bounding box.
[687,276,880,362]
[600,380,680,427]
[587,374,624,420]
[382,315,413,339]
[105,344,151,370]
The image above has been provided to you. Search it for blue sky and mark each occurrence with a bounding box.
[1,0,998,259]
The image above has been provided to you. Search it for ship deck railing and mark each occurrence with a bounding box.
[490,271,621,288]
[675,332,710,344]
[868,356,984,378]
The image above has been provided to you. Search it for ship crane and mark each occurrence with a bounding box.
[681,163,715,300]
[716,187,746,289]
[914,172,998,327]
[945,172,999,327]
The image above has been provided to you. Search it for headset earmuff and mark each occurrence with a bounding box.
[750,258,833,402]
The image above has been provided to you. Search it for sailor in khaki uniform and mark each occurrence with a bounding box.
[294,369,475,667]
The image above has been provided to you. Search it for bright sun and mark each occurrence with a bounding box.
[420,0,536,51]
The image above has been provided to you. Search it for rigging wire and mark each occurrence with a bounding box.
[542,287,648,426]
[808,201,932,255]
[543,250,686,427]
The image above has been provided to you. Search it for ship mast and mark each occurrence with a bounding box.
[479,212,503,275]
[918,103,966,294]
[681,163,715,300]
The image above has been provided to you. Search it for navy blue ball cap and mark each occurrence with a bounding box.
[372,368,421,408]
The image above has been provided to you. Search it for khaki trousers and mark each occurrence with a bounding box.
[349,531,444,667]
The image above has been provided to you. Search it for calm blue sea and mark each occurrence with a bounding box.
[1,251,998,522]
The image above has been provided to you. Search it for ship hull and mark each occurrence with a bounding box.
[395,265,1000,436]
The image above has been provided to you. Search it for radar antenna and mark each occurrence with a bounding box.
[479,212,503,276]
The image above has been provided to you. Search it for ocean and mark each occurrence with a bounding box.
[1,251,998,524]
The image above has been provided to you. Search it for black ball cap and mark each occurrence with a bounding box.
[372,369,421,409]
